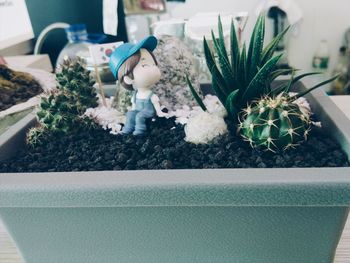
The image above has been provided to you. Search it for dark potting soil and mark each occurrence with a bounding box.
[0,117,349,172]
[0,65,43,111]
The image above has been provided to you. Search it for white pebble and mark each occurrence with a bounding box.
[185,111,228,144]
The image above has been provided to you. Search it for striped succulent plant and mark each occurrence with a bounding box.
[199,14,295,118]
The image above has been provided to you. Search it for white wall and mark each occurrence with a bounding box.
[127,0,350,74]
[167,0,350,74]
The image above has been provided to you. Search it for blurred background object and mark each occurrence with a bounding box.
[25,0,127,65]
[0,0,34,56]
[2,0,350,93]
[184,13,240,84]
[257,0,303,70]
[123,0,166,15]
[54,24,106,69]
[330,29,350,95]
[312,39,330,71]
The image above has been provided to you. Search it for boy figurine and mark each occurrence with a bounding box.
[109,36,167,135]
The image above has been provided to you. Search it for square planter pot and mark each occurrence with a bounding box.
[0,80,350,263]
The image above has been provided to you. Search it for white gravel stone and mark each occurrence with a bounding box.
[185,111,228,144]
[153,35,200,111]
[171,94,227,125]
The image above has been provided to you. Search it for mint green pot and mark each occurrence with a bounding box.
[1,80,350,263]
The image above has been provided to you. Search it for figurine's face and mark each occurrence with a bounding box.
[124,48,161,90]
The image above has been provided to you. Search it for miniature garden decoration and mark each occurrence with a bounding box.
[109,36,168,136]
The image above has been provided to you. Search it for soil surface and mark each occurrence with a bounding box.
[0,65,43,111]
[0,117,348,172]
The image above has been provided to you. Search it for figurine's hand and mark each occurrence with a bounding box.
[157,111,169,118]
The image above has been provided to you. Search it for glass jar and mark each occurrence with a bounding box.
[56,24,93,70]
[330,47,350,95]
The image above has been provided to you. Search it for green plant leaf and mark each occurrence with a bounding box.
[238,43,247,89]
[247,15,265,81]
[211,81,227,106]
[218,16,229,63]
[261,25,290,66]
[230,19,240,75]
[266,68,296,94]
[292,72,323,85]
[269,69,296,82]
[241,54,283,103]
[211,30,236,90]
[186,75,207,112]
[271,72,323,96]
[204,36,229,95]
[290,75,339,101]
[225,89,239,116]
[283,70,296,94]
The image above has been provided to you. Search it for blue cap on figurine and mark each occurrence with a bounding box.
[109,36,158,79]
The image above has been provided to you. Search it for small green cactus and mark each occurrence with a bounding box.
[26,126,48,147]
[239,93,312,152]
[27,59,98,145]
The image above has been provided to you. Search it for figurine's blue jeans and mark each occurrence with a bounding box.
[122,110,154,135]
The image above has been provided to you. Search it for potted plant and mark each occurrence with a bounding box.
[0,15,350,263]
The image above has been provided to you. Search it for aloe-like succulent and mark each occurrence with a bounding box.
[27,59,98,145]
[199,14,295,118]
[239,75,338,152]
[186,15,296,117]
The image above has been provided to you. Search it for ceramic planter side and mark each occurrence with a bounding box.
[0,205,348,263]
[1,80,350,263]
[0,112,36,161]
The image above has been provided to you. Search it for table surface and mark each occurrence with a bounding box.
[1,96,350,263]
[4,54,53,72]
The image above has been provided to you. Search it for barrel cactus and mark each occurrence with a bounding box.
[238,70,338,152]
[239,93,312,152]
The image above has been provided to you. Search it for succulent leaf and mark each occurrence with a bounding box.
[225,89,239,117]
[211,30,236,90]
[261,26,290,66]
[247,15,265,80]
[238,43,247,89]
[203,36,229,96]
[186,75,207,112]
[241,54,283,103]
[217,16,230,63]
[290,75,339,101]
[230,19,240,76]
